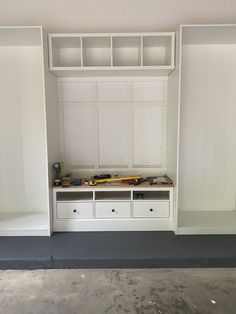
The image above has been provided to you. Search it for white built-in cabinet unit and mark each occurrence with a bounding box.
[0,27,58,236]
[168,25,236,234]
[48,32,175,76]
[1,25,236,236]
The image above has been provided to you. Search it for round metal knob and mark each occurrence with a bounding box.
[150,208,153,212]
[112,209,115,212]
[73,209,77,213]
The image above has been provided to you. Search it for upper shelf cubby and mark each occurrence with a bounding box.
[82,36,111,67]
[113,36,141,66]
[143,35,173,66]
[48,32,175,76]
[50,36,81,67]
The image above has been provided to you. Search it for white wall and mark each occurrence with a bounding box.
[0,0,236,32]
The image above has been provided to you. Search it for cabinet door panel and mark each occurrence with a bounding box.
[133,81,162,101]
[63,105,94,167]
[60,81,96,102]
[98,105,128,166]
[133,105,162,166]
[98,82,128,102]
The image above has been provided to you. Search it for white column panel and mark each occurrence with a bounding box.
[0,45,48,213]
[179,44,236,211]
[98,104,128,167]
[63,105,95,167]
[133,105,162,166]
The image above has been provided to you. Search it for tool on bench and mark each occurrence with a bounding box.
[52,162,64,186]
[93,174,111,180]
[88,175,142,186]
[147,175,173,185]
[62,174,72,187]
[73,178,83,186]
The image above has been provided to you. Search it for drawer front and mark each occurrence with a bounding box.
[56,202,93,219]
[95,202,131,219]
[133,201,169,218]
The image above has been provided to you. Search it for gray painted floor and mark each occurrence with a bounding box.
[0,269,235,314]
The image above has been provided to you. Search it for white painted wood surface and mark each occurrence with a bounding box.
[95,202,131,218]
[58,77,167,173]
[133,201,169,218]
[48,32,175,76]
[133,105,163,166]
[97,81,129,102]
[132,81,163,101]
[56,202,93,219]
[0,27,50,236]
[0,213,50,236]
[174,25,236,234]
[98,104,129,167]
[58,81,97,102]
[62,105,95,167]
[53,184,174,231]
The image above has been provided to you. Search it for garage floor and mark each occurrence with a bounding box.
[0,269,236,314]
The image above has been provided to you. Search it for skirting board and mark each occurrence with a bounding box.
[53,218,173,231]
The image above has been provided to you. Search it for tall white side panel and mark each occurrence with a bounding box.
[44,36,60,180]
[166,29,180,186]
[179,43,236,211]
[43,31,60,234]
[0,45,49,213]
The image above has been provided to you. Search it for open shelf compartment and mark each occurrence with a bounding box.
[82,36,111,67]
[177,210,236,234]
[112,36,141,66]
[0,212,49,236]
[143,35,173,66]
[133,191,170,201]
[95,191,131,201]
[56,191,93,202]
[50,36,82,67]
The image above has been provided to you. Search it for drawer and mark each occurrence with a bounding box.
[95,202,131,219]
[133,201,169,218]
[56,202,93,219]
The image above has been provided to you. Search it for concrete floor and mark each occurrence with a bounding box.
[0,269,235,314]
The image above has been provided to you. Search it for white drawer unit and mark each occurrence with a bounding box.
[53,185,173,231]
[95,202,131,219]
[133,201,169,218]
[56,202,93,219]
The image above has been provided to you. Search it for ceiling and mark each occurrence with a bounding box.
[0,0,236,33]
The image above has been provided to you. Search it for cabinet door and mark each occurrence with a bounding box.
[62,105,94,167]
[98,104,128,167]
[133,81,162,101]
[59,81,97,102]
[97,82,129,102]
[133,105,162,166]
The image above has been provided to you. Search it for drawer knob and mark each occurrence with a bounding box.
[73,209,77,213]
[149,208,154,212]
[112,209,115,212]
